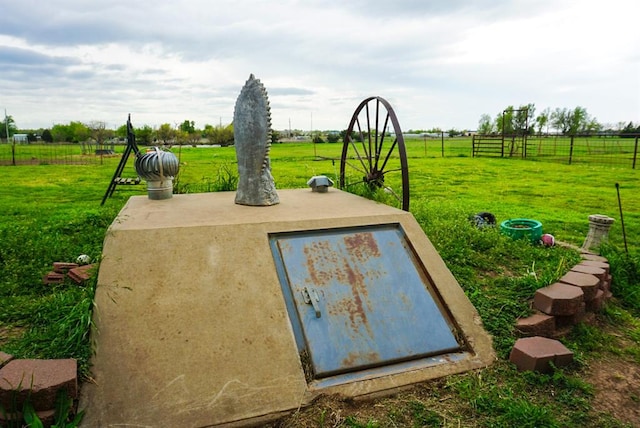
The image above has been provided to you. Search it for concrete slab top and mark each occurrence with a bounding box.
[112,189,409,231]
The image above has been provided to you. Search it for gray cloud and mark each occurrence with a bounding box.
[0,0,637,130]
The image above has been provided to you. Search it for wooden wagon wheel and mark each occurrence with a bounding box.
[339,96,409,211]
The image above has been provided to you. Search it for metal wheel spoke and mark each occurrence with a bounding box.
[365,104,373,172]
[353,117,370,161]
[379,138,398,173]
[343,157,370,177]
[346,139,370,174]
[375,112,391,172]
[343,177,369,188]
[383,186,402,204]
[379,166,403,176]
[340,96,409,211]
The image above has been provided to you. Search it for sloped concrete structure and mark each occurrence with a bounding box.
[79,189,494,427]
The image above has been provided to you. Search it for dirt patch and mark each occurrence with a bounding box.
[587,355,640,426]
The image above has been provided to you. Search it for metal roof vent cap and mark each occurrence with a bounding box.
[307,175,334,193]
[135,147,180,200]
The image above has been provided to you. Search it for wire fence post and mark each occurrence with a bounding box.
[633,136,638,169]
[568,136,574,165]
[441,132,444,157]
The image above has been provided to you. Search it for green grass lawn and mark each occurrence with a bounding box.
[0,143,638,427]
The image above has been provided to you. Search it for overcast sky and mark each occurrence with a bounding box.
[1,0,638,132]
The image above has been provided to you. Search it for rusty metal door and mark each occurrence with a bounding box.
[271,225,460,379]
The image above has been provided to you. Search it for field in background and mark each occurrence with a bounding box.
[0,144,639,427]
[169,143,639,252]
[1,134,638,169]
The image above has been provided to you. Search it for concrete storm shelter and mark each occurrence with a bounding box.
[80,76,493,426]
[80,189,495,426]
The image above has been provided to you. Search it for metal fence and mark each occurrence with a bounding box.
[470,134,639,168]
[2,135,639,169]
[0,142,119,166]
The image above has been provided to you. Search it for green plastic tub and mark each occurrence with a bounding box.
[500,218,543,243]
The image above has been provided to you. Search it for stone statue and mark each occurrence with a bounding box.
[233,74,279,206]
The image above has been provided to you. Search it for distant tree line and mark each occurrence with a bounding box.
[0,117,236,147]
[3,110,638,146]
[477,104,639,137]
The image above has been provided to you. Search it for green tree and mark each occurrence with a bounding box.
[312,132,325,144]
[179,120,196,134]
[550,107,598,135]
[514,103,534,135]
[41,129,53,143]
[271,129,282,144]
[51,123,71,142]
[204,124,234,146]
[175,130,188,145]
[535,108,550,136]
[551,108,569,134]
[136,125,154,145]
[585,117,602,134]
[339,129,358,142]
[326,132,340,143]
[156,123,176,145]
[567,106,588,135]
[477,114,493,135]
[115,124,128,140]
[496,106,514,135]
[0,115,17,140]
[87,121,113,150]
[447,128,462,137]
[68,121,90,143]
[620,121,640,137]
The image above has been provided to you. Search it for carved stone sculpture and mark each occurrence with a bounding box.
[233,74,279,206]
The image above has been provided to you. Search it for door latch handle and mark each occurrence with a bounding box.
[302,287,321,318]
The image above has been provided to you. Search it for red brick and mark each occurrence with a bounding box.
[534,282,584,316]
[555,302,587,328]
[0,409,54,427]
[516,313,556,337]
[579,260,610,275]
[571,264,606,282]
[52,262,79,273]
[0,359,77,411]
[42,272,65,285]
[67,264,96,284]
[509,336,574,372]
[0,352,13,366]
[586,289,605,312]
[558,271,600,301]
[581,253,608,263]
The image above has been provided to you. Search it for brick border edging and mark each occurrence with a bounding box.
[0,261,91,427]
[0,357,78,427]
[516,252,611,339]
[510,252,611,372]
